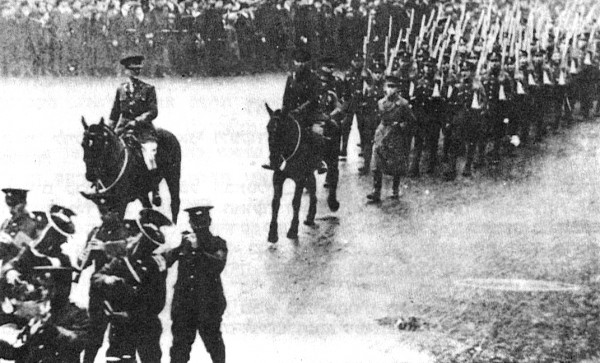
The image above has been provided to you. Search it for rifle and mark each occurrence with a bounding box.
[386,28,403,75]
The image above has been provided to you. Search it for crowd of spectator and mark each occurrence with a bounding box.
[0,0,448,77]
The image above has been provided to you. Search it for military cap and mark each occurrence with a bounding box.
[351,52,364,62]
[372,52,386,65]
[292,48,311,63]
[136,209,172,246]
[384,75,401,87]
[33,205,75,253]
[120,54,145,69]
[487,52,500,61]
[371,62,385,73]
[319,55,337,69]
[2,188,28,207]
[318,71,335,83]
[185,206,213,220]
[80,192,123,208]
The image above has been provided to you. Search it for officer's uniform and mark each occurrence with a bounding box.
[358,60,385,174]
[92,209,171,363]
[367,76,416,201]
[165,206,227,363]
[108,65,159,142]
[264,48,321,171]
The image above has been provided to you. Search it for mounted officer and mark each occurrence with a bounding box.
[92,209,171,363]
[108,54,161,206]
[164,206,228,363]
[0,189,40,263]
[262,48,327,174]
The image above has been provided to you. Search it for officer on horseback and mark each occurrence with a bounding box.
[109,54,161,206]
[262,48,327,174]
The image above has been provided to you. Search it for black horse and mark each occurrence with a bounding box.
[266,104,340,243]
[80,117,182,223]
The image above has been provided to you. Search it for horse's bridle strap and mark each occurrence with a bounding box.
[96,138,130,194]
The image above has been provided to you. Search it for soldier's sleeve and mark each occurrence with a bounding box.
[162,241,185,268]
[108,89,121,127]
[202,236,227,275]
[138,85,158,123]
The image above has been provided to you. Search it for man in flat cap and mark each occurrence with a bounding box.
[109,54,162,206]
[92,208,171,363]
[0,188,39,263]
[165,205,227,363]
[263,48,327,174]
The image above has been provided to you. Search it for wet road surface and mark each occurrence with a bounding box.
[1,76,599,362]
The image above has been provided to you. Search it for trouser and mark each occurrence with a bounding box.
[372,169,400,194]
[580,83,595,118]
[553,85,572,128]
[359,113,379,169]
[106,316,162,363]
[82,290,109,363]
[341,111,355,155]
[170,314,225,363]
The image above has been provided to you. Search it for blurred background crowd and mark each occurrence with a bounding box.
[0,0,475,77]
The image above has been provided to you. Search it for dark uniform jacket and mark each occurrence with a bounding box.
[282,67,320,127]
[165,233,227,320]
[92,254,167,321]
[109,77,158,140]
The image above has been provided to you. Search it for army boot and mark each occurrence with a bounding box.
[367,171,382,202]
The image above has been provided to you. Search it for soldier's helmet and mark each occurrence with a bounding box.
[2,188,28,207]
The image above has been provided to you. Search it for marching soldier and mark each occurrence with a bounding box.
[367,75,415,201]
[1,189,39,263]
[340,52,364,158]
[80,193,131,363]
[358,54,386,175]
[92,209,171,363]
[109,54,161,206]
[165,206,228,363]
[550,48,572,129]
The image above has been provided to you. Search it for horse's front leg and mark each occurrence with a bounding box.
[140,194,152,209]
[305,173,317,226]
[287,179,304,239]
[268,172,284,243]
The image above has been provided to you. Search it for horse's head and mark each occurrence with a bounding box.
[265,103,283,131]
[81,117,118,182]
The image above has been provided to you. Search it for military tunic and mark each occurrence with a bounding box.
[109,77,158,142]
[166,233,227,363]
[0,211,39,264]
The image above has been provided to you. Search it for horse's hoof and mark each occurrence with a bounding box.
[304,219,316,226]
[328,198,340,212]
[268,233,279,243]
[152,194,162,207]
[286,230,298,239]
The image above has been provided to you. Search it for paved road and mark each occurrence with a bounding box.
[1,76,598,362]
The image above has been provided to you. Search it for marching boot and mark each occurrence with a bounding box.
[367,171,382,202]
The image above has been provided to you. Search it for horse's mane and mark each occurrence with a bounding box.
[87,122,117,138]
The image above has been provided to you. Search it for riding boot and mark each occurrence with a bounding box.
[367,170,382,202]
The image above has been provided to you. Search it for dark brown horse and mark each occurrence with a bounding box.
[80,117,182,223]
[266,104,339,243]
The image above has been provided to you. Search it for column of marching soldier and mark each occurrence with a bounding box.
[303,0,600,200]
[0,187,227,363]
